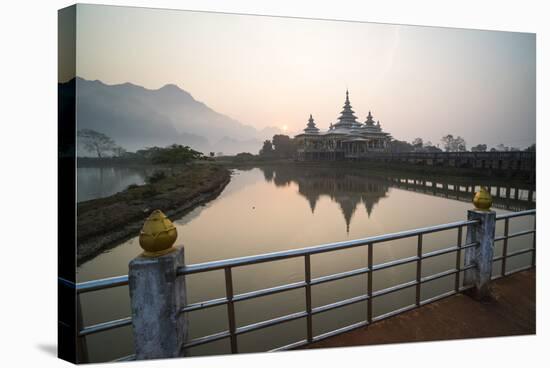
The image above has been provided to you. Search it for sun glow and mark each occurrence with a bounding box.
[282,125,288,132]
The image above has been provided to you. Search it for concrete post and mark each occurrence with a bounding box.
[463,210,496,300]
[129,246,187,360]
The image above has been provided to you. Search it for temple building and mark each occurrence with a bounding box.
[295,90,392,160]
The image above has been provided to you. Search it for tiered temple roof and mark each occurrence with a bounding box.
[334,90,361,129]
[297,90,390,137]
[303,114,320,134]
[365,111,375,126]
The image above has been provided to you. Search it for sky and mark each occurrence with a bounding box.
[71,4,535,149]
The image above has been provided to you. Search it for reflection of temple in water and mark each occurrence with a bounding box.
[260,167,390,232]
[259,166,535,232]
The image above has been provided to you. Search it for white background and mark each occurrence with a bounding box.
[0,0,547,367]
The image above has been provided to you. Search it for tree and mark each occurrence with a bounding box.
[423,144,442,153]
[441,134,466,152]
[272,134,296,158]
[146,144,204,164]
[471,144,487,152]
[234,152,255,161]
[524,143,535,152]
[112,146,127,157]
[389,140,413,153]
[441,135,453,152]
[494,144,510,152]
[78,129,117,158]
[259,140,274,156]
[454,137,467,152]
[411,137,423,149]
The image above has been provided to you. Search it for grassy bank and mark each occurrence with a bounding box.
[77,163,230,265]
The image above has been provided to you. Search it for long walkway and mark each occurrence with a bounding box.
[304,269,535,349]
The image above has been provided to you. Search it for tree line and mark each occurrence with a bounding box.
[78,128,535,163]
[77,129,206,164]
[257,133,535,157]
[389,134,534,153]
[259,134,297,158]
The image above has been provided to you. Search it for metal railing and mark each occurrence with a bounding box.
[492,210,536,279]
[65,208,536,361]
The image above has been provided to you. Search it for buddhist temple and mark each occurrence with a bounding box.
[295,90,392,160]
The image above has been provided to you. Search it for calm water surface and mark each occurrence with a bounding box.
[77,167,149,202]
[77,166,535,362]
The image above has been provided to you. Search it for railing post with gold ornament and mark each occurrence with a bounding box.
[128,210,187,360]
[463,187,496,300]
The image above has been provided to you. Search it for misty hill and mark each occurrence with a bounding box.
[67,77,281,155]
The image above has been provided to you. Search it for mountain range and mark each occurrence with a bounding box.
[65,77,282,155]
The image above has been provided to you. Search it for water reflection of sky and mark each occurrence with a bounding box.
[77,167,535,362]
[77,167,148,202]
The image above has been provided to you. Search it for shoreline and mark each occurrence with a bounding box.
[76,160,534,265]
[217,159,535,187]
[77,163,230,265]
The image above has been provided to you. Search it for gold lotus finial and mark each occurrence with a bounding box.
[139,210,178,257]
[473,186,493,211]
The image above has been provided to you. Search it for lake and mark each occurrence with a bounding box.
[76,166,535,362]
[77,167,149,202]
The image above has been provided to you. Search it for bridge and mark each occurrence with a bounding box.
[58,194,536,363]
[385,175,535,211]
[300,150,535,177]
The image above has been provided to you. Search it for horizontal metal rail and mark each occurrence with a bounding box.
[422,242,477,259]
[58,275,129,294]
[312,320,369,343]
[495,230,535,242]
[181,243,479,315]
[493,247,534,262]
[64,213,534,295]
[312,295,369,315]
[181,262,478,349]
[496,209,536,220]
[311,267,370,286]
[182,296,229,313]
[66,220,487,295]
[237,311,308,335]
[493,209,536,280]
[70,209,535,361]
[183,330,231,349]
[177,219,480,275]
[112,354,136,362]
[79,317,132,337]
[269,340,309,352]
[506,229,536,240]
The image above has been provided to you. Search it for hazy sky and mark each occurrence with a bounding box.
[74,4,535,148]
